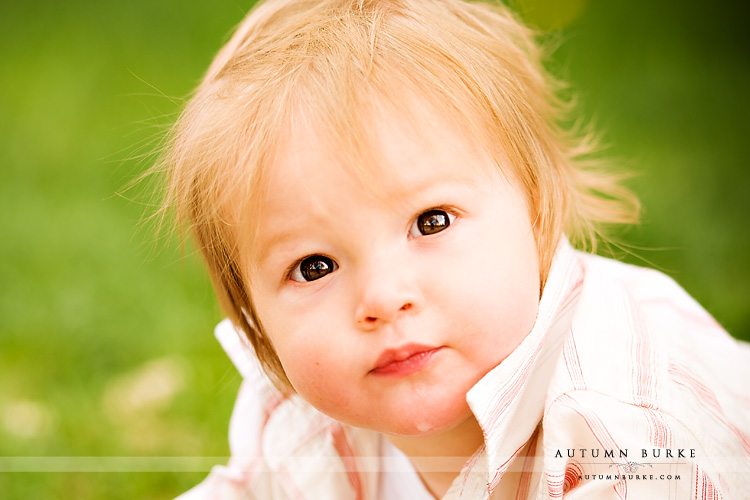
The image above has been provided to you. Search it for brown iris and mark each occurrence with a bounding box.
[416,209,451,235]
[299,256,336,281]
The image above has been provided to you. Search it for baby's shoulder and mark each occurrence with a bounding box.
[544,252,750,464]
[574,250,710,317]
[571,250,733,354]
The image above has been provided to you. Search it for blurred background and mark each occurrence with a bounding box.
[0,0,747,497]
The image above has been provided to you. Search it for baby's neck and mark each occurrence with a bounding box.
[386,416,484,499]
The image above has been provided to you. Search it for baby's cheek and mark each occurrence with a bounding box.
[281,345,322,390]
[282,346,351,411]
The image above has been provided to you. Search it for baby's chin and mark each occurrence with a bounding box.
[373,397,476,438]
[299,372,479,438]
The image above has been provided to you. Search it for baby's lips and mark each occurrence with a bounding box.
[370,344,443,376]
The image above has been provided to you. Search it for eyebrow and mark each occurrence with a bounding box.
[254,222,311,269]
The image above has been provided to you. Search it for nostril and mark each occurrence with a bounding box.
[357,301,417,329]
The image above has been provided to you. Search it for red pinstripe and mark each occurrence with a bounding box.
[514,427,540,500]
[624,297,676,450]
[489,434,533,490]
[624,294,657,409]
[261,393,285,429]
[694,464,723,500]
[642,407,672,449]
[557,394,628,500]
[670,363,750,455]
[330,423,365,500]
[243,394,288,487]
[546,471,564,499]
[563,333,586,391]
[456,445,484,498]
[279,465,308,499]
[563,461,582,494]
[694,465,699,500]
[641,297,722,331]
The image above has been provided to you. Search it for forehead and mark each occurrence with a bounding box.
[285,97,495,191]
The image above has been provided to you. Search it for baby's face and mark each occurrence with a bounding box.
[247,102,540,437]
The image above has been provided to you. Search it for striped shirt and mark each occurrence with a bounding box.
[178,239,750,499]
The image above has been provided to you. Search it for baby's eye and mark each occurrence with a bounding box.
[289,255,338,282]
[409,209,456,237]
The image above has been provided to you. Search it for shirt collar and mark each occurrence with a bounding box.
[466,237,584,491]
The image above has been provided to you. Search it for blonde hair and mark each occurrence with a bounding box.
[159,0,639,389]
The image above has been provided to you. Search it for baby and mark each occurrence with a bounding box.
[161,0,750,498]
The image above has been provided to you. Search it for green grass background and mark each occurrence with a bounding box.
[0,0,747,498]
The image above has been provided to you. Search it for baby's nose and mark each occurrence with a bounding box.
[354,270,422,331]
